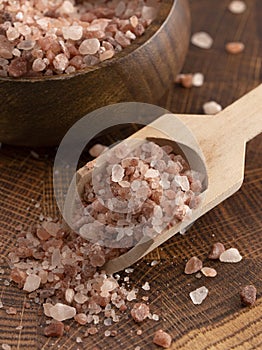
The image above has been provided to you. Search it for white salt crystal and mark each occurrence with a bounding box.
[191,32,213,49]
[23,274,41,293]
[228,1,247,14]
[151,260,159,266]
[203,101,222,115]
[2,344,11,350]
[65,288,75,304]
[49,303,76,321]
[43,303,53,317]
[125,268,134,273]
[152,314,159,321]
[189,286,209,305]
[125,30,136,40]
[127,290,137,301]
[142,282,150,291]
[0,300,3,308]
[76,337,82,343]
[192,73,204,87]
[112,164,125,183]
[219,248,242,263]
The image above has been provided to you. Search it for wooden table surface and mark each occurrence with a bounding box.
[0,0,261,349]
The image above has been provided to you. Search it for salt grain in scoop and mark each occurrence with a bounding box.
[189,286,209,305]
[219,248,242,263]
[191,32,213,49]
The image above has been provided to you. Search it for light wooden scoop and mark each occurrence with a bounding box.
[66,84,262,274]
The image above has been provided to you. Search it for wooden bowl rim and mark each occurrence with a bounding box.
[0,0,176,83]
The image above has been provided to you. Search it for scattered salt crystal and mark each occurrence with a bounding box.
[125,268,134,274]
[137,329,142,335]
[203,101,222,115]
[142,282,150,291]
[0,300,3,308]
[135,347,141,350]
[192,73,204,87]
[104,318,112,326]
[153,329,172,348]
[111,164,125,183]
[104,330,111,337]
[49,303,76,322]
[185,257,203,274]
[191,32,213,49]
[151,260,159,266]
[43,303,53,317]
[228,1,247,14]
[1,344,11,350]
[127,290,137,301]
[190,286,209,305]
[201,267,217,277]
[219,248,242,263]
[152,314,160,321]
[76,337,82,343]
[208,242,225,259]
[23,274,41,293]
[44,320,64,337]
[225,42,245,54]
[131,303,150,322]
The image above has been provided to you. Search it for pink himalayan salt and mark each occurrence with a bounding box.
[184,257,203,274]
[49,303,76,321]
[89,144,108,158]
[112,164,125,182]
[23,274,41,293]
[53,53,69,71]
[208,242,225,259]
[219,248,242,263]
[75,313,88,325]
[201,267,217,277]
[44,320,64,337]
[17,40,35,51]
[153,330,172,349]
[0,35,13,59]
[79,38,100,55]
[131,303,150,322]
[32,58,46,72]
[62,26,83,41]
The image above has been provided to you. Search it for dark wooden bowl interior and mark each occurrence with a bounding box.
[0,0,191,146]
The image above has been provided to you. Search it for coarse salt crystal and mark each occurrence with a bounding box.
[112,164,125,183]
[228,1,247,14]
[201,267,217,277]
[53,54,69,71]
[32,58,46,72]
[23,274,41,293]
[49,303,76,321]
[142,282,150,291]
[62,26,83,41]
[191,32,213,49]
[2,344,11,350]
[189,286,209,305]
[79,39,100,55]
[192,73,204,87]
[219,248,242,263]
[225,42,245,54]
[203,101,222,115]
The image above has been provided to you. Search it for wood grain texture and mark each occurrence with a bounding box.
[0,0,190,147]
[0,0,261,349]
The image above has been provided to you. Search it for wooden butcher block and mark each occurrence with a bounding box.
[0,1,261,349]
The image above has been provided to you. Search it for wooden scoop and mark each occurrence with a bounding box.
[65,84,262,274]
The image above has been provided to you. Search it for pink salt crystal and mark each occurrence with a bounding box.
[130,16,139,28]
[17,40,35,51]
[201,267,217,277]
[112,164,125,183]
[142,6,158,21]
[89,144,108,157]
[79,38,100,55]
[219,248,242,263]
[36,227,51,241]
[75,313,88,325]
[62,26,83,40]
[58,0,75,14]
[0,35,13,59]
[42,221,60,237]
[184,257,203,274]
[153,330,172,349]
[53,53,69,71]
[6,27,20,41]
[144,169,159,178]
[100,49,115,61]
[174,175,190,191]
[65,288,75,304]
[32,58,46,72]
[49,303,76,322]
[115,1,126,17]
[115,31,131,48]
[131,303,150,323]
[23,274,41,293]
[43,302,53,316]
[74,293,88,304]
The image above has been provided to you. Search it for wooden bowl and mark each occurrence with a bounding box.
[0,0,191,147]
